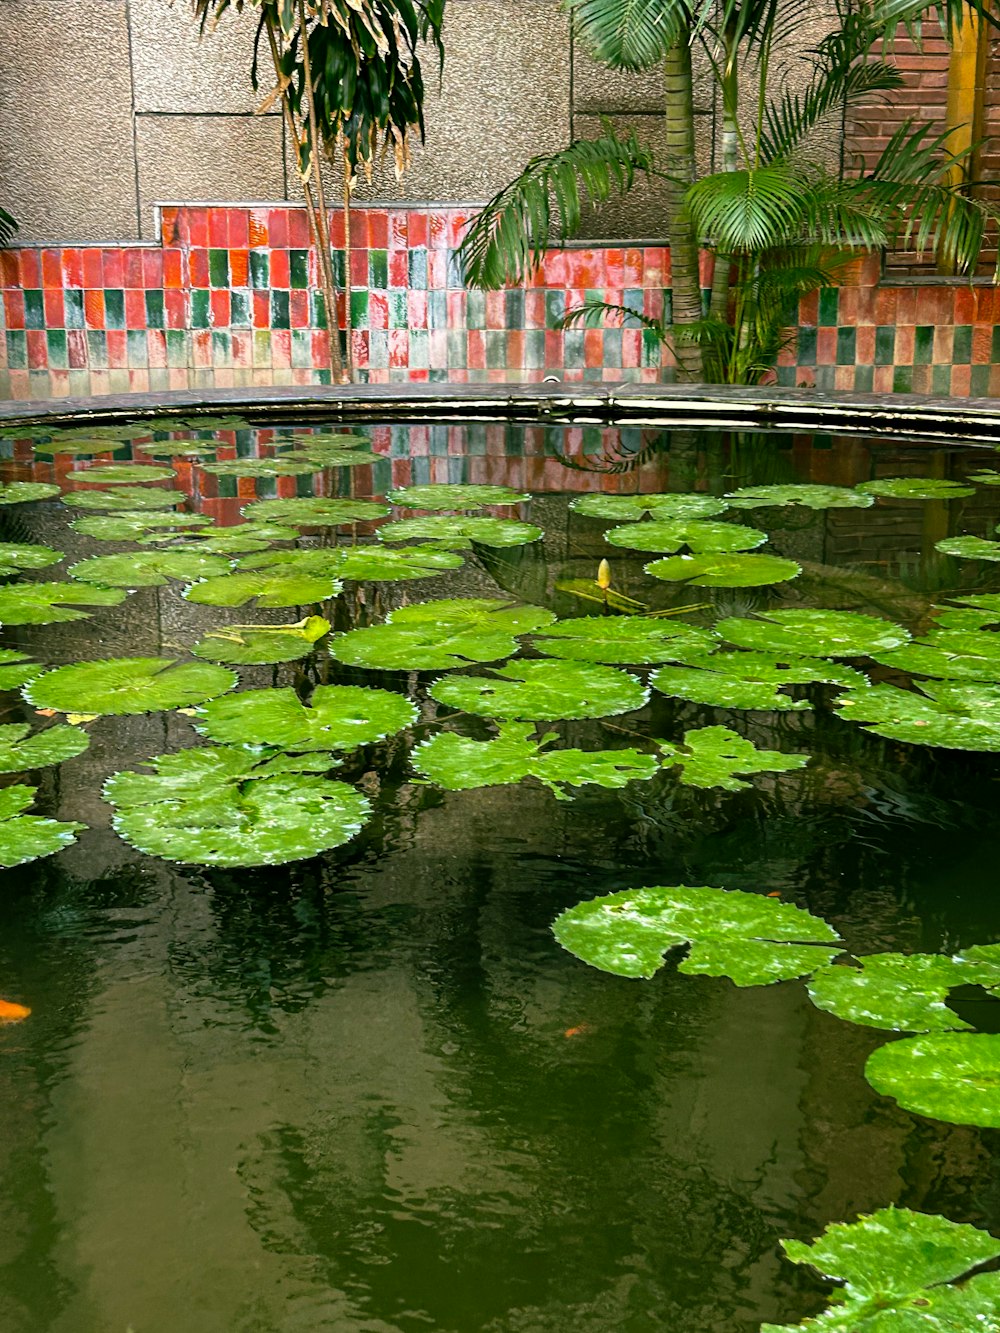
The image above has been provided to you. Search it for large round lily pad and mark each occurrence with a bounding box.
[240,498,389,527]
[659,725,810,790]
[0,651,43,690]
[0,582,127,624]
[62,486,185,511]
[0,482,61,505]
[67,464,176,485]
[429,661,648,720]
[199,455,322,477]
[24,657,237,716]
[0,723,90,774]
[376,516,543,548]
[606,519,767,554]
[873,629,1000,680]
[717,609,911,657]
[192,617,330,665]
[835,680,1000,750]
[808,950,1000,1032]
[183,568,344,608]
[194,684,418,751]
[651,652,866,711]
[935,536,1000,562]
[330,598,554,670]
[388,484,530,510]
[865,1032,1000,1127]
[724,483,874,510]
[856,477,975,500]
[533,616,718,665]
[68,550,231,587]
[0,785,85,868]
[569,493,729,521]
[70,511,213,541]
[0,543,63,576]
[645,553,801,587]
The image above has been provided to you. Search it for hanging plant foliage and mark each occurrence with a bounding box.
[387,484,531,509]
[0,543,63,577]
[194,684,418,751]
[429,661,649,720]
[659,725,810,790]
[725,483,874,509]
[24,657,237,716]
[717,609,910,657]
[0,723,90,774]
[0,784,85,868]
[569,493,729,521]
[0,582,127,624]
[533,615,718,665]
[192,617,330,665]
[864,1032,1000,1127]
[376,516,543,548]
[605,519,767,554]
[645,553,801,587]
[68,550,232,588]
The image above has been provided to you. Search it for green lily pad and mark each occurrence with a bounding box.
[865,1032,1000,1127]
[193,684,418,752]
[651,664,810,710]
[717,609,911,657]
[62,486,185,511]
[874,629,1000,680]
[295,447,378,466]
[807,950,1000,1032]
[67,464,176,485]
[0,723,89,774]
[104,747,370,868]
[67,550,231,587]
[387,484,530,510]
[0,482,60,505]
[533,616,718,665]
[762,1208,1000,1333]
[32,439,108,455]
[140,531,274,555]
[0,785,85,868]
[552,883,841,982]
[0,543,63,576]
[70,511,213,541]
[835,680,1000,750]
[569,493,729,521]
[412,721,658,799]
[134,439,219,457]
[276,432,371,451]
[0,582,127,624]
[183,567,344,608]
[606,519,767,554]
[377,516,543,548]
[51,424,153,443]
[24,657,237,716]
[659,725,809,790]
[856,477,975,500]
[651,651,867,710]
[239,545,464,583]
[0,651,43,690]
[199,454,322,477]
[935,535,1000,562]
[330,598,555,670]
[240,497,390,527]
[192,617,330,665]
[724,483,874,510]
[969,470,1000,484]
[645,553,801,587]
[429,661,648,720]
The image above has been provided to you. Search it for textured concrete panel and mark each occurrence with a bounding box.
[0,0,138,241]
[573,37,715,117]
[136,115,286,237]
[351,0,571,204]
[131,0,263,113]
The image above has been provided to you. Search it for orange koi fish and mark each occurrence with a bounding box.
[0,999,31,1023]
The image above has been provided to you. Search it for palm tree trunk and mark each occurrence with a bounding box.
[709,23,739,325]
[663,33,704,382]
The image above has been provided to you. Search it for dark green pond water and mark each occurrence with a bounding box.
[1,419,1000,1332]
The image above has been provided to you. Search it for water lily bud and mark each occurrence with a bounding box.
[597,559,612,590]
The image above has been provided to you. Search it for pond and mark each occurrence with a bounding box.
[0,414,999,1332]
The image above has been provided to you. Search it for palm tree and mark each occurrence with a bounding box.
[0,207,16,247]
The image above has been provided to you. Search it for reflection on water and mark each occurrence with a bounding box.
[1,423,1000,1331]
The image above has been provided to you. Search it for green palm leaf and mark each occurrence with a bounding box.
[685,165,805,250]
[570,0,687,70]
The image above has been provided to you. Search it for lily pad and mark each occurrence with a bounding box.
[0,651,43,690]
[276,432,371,451]
[240,497,390,527]
[0,582,127,624]
[762,1208,1000,1333]
[651,664,810,710]
[0,785,85,868]
[856,477,975,500]
[387,484,530,510]
[240,545,464,583]
[377,516,543,548]
[969,470,1000,485]
[183,567,344,608]
[0,482,60,505]
[192,617,330,665]
[836,680,1000,750]
[67,464,176,485]
[194,684,418,752]
[68,550,231,587]
[141,531,275,555]
[873,629,1000,680]
[62,486,185,511]
[717,609,910,658]
[134,439,219,457]
[569,493,729,521]
[935,535,1000,562]
[412,721,658,798]
[70,511,213,541]
[429,661,649,720]
[865,1032,1000,1127]
[659,725,809,790]
[199,455,322,477]
[807,950,1000,1032]
[330,598,554,670]
[0,543,63,576]
[645,553,801,587]
[651,651,867,710]
[105,747,370,868]
[0,723,89,774]
[295,447,379,466]
[24,657,237,716]
[606,519,767,554]
[725,483,874,510]
[552,883,841,983]
[534,616,718,665]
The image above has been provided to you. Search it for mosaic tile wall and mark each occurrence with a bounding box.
[0,205,996,401]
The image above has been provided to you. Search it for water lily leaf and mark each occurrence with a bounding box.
[970,470,1000,485]
[377,516,543,548]
[0,482,60,505]
[62,486,185,511]
[808,950,1000,1032]
[552,884,841,982]
[104,746,369,867]
[865,1032,1000,1127]
[651,664,811,710]
[32,439,108,455]
[0,784,85,867]
[569,493,729,521]
[387,484,530,510]
[68,550,231,587]
[199,454,322,477]
[276,432,371,451]
[725,483,874,510]
[930,605,1000,631]
[134,439,219,457]
[659,725,809,790]
[70,511,213,540]
[874,629,1000,680]
[645,553,801,587]
[412,721,658,798]
[24,657,237,716]
[762,1208,1000,1333]
[183,566,343,608]
[935,535,1000,562]
[606,519,767,555]
[0,723,89,773]
[429,661,648,720]
[717,609,911,657]
[192,617,330,664]
[240,545,464,583]
[141,531,274,555]
[50,423,152,443]
[330,598,554,670]
[0,543,63,576]
[0,582,127,624]
[193,684,418,751]
[836,680,1000,750]
[0,650,42,690]
[533,616,718,664]
[240,497,389,527]
[296,447,378,466]
[67,464,176,485]
[856,477,975,500]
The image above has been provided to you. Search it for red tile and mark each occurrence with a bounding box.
[124,249,144,288]
[276,474,298,499]
[951,363,971,395]
[249,209,269,248]
[446,213,467,248]
[368,210,388,248]
[427,251,447,288]
[287,208,309,248]
[856,325,876,363]
[525,291,546,327]
[211,290,230,326]
[107,330,127,367]
[3,291,24,329]
[544,329,563,367]
[84,290,105,328]
[388,250,408,288]
[816,327,837,363]
[622,327,641,368]
[43,289,64,327]
[369,291,389,330]
[408,289,428,328]
[41,249,63,287]
[428,213,449,250]
[268,209,289,247]
[352,329,369,367]
[253,290,270,328]
[230,249,249,287]
[160,207,180,246]
[507,330,525,369]
[895,325,915,363]
[917,286,947,324]
[896,288,917,323]
[408,212,428,247]
[26,331,47,369]
[228,208,249,247]
[192,328,212,367]
[0,251,19,287]
[389,329,409,367]
[147,329,167,368]
[272,329,291,367]
[873,287,898,324]
[954,286,976,323]
[164,289,186,328]
[388,211,408,248]
[142,250,163,288]
[236,476,257,500]
[973,324,993,362]
[67,329,87,369]
[80,249,102,289]
[289,289,309,327]
[270,249,290,287]
[467,329,486,369]
[584,328,603,367]
[310,329,329,365]
[102,249,124,287]
[19,251,40,287]
[125,289,146,328]
[188,248,210,287]
[623,247,644,285]
[208,208,229,247]
[350,249,368,285]
[328,211,345,249]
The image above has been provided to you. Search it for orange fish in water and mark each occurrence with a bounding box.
[564,1023,593,1039]
[767,891,782,898]
[0,999,30,1024]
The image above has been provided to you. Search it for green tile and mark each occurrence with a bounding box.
[230,289,251,327]
[854,364,874,392]
[523,329,544,370]
[191,289,211,329]
[211,330,232,366]
[931,364,952,395]
[797,327,816,365]
[428,368,448,383]
[428,290,447,329]
[914,325,934,364]
[564,329,584,369]
[216,474,238,499]
[390,291,408,329]
[368,249,388,289]
[992,326,1000,363]
[289,249,309,289]
[249,251,270,289]
[818,288,839,326]
[166,330,188,368]
[836,327,856,365]
[368,329,389,368]
[144,290,164,329]
[104,289,125,329]
[971,364,992,396]
[409,328,429,370]
[209,249,229,287]
[953,324,973,363]
[466,288,486,329]
[892,365,913,393]
[447,249,464,289]
[127,330,148,367]
[446,330,467,368]
[505,290,524,329]
[45,330,67,369]
[775,365,797,387]
[331,250,346,288]
[291,329,312,368]
[814,365,835,391]
[64,289,84,330]
[641,328,660,367]
[6,330,26,369]
[253,330,272,366]
[270,290,290,329]
[310,290,327,329]
[603,329,622,369]
[408,248,427,289]
[350,289,368,327]
[23,290,44,330]
[86,331,108,367]
[545,291,566,328]
[875,325,895,365]
[486,330,507,369]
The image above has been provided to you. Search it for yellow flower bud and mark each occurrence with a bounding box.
[597,558,612,590]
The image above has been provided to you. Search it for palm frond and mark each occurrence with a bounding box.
[685,165,806,251]
[761,57,902,162]
[0,207,17,248]
[458,130,653,289]
[873,0,1000,40]
[569,0,689,71]
[558,300,668,337]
